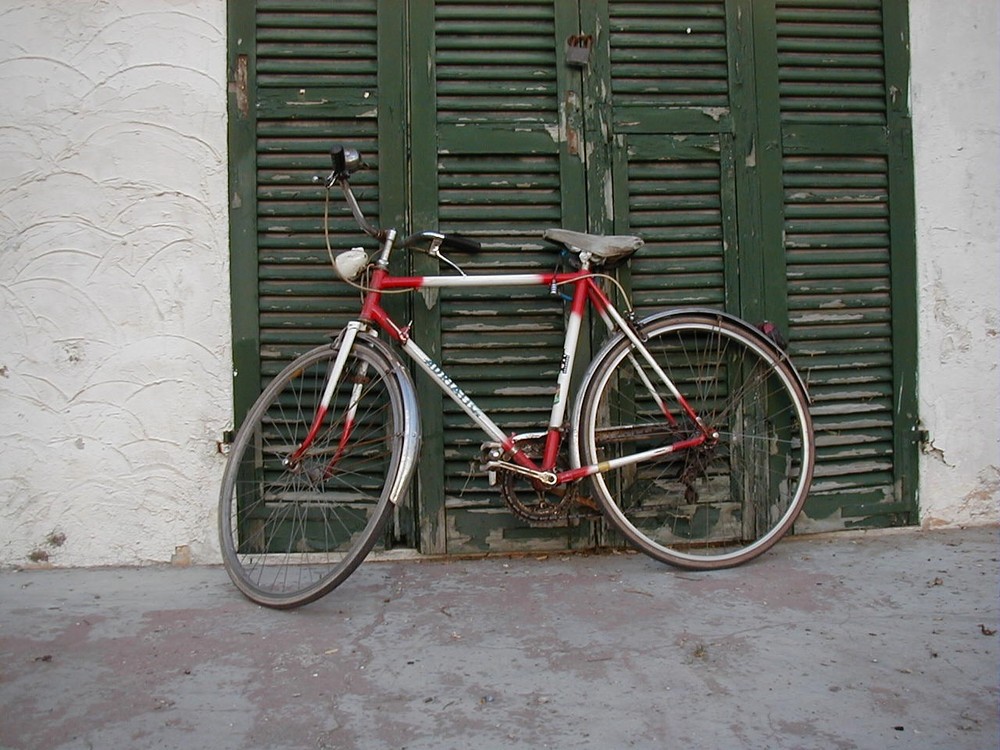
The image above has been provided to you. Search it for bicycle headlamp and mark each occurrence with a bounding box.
[335,248,368,281]
[330,145,362,177]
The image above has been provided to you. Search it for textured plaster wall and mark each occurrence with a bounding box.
[0,2,230,566]
[910,1,1000,526]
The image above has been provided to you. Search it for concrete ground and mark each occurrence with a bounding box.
[0,526,997,750]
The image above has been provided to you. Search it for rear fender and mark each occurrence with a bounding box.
[633,307,810,402]
[570,307,811,471]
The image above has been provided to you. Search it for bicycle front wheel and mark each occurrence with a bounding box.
[219,339,414,608]
[576,314,814,569]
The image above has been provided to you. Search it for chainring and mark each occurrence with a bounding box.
[496,439,579,527]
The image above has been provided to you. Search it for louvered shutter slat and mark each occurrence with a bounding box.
[253,1,380,368]
[777,1,887,125]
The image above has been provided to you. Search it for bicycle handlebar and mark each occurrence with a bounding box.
[335,175,383,240]
[401,230,482,254]
[324,143,482,253]
[322,144,382,239]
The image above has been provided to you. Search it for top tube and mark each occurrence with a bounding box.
[380,271,589,290]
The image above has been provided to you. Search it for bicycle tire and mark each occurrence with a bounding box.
[574,313,815,570]
[219,338,415,608]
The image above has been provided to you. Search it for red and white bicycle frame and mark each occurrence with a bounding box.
[292,228,716,489]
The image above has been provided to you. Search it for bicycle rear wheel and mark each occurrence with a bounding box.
[576,314,814,569]
[219,339,414,608]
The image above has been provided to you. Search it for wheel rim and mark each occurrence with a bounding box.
[220,345,405,604]
[584,320,814,566]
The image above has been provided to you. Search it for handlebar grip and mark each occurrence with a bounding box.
[400,231,482,253]
[441,234,481,253]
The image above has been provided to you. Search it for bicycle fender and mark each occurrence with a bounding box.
[569,308,812,470]
[337,328,422,506]
[634,307,811,403]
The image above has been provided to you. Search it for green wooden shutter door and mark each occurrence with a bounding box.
[774,0,917,530]
[410,0,595,553]
[600,0,917,531]
[602,1,739,316]
[230,0,918,555]
[229,1,414,542]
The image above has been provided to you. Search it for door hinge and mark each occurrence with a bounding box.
[217,430,234,455]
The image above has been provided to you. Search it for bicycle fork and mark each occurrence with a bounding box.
[284,322,366,474]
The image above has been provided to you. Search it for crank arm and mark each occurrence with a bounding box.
[482,461,558,487]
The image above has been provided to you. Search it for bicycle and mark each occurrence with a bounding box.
[219,145,815,609]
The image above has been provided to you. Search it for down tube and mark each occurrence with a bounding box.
[399,336,511,449]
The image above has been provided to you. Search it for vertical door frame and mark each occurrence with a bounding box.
[227,2,260,432]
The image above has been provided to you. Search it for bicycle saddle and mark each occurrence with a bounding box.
[544,229,643,266]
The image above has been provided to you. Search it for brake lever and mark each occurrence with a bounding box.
[427,237,467,277]
[313,171,338,190]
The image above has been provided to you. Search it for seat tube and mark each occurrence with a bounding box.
[542,276,589,469]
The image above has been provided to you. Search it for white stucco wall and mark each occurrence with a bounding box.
[910,1,1000,527]
[0,2,996,568]
[0,2,231,566]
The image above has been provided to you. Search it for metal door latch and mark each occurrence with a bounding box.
[565,34,593,67]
